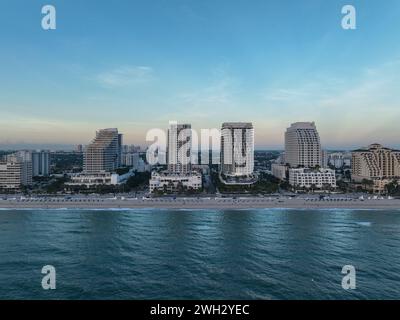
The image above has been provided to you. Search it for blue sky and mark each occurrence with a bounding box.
[0,0,400,149]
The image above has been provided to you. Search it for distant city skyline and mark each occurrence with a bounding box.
[1,0,400,149]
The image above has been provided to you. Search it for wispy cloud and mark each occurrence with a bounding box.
[96,66,155,88]
[178,78,233,107]
[256,58,400,148]
[164,65,240,122]
[317,60,400,109]
[262,58,400,110]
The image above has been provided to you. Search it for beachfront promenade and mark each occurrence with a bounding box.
[1,196,400,210]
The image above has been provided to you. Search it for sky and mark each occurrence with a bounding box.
[0,0,400,150]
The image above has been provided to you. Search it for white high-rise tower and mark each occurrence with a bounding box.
[167,122,192,174]
[285,122,322,168]
[220,122,254,177]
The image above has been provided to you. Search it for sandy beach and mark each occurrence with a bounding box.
[1,196,400,210]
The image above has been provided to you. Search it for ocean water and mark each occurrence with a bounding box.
[0,208,400,300]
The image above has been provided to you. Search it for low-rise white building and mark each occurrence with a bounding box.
[289,168,336,189]
[67,173,112,187]
[149,171,202,193]
[66,170,135,188]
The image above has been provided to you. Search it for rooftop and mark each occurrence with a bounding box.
[352,144,400,152]
[287,122,317,130]
[222,122,253,129]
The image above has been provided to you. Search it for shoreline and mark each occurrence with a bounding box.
[1,197,400,210]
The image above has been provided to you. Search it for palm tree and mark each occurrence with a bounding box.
[385,180,398,195]
[361,179,374,191]
[322,183,331,193]
[310,183,317,194]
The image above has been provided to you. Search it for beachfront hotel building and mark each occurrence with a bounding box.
[167,122,192,174]
[149,122,202,193]
[149,171,202,193]
[0,155,33,190]
[84,128,122,174]
[285,122,322,168]
[289,168,336,190]
[272,122,337,190]
[351,143,400,193]
[66,170,135,188]
[68,128,125,187]
[220,122,255,184]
